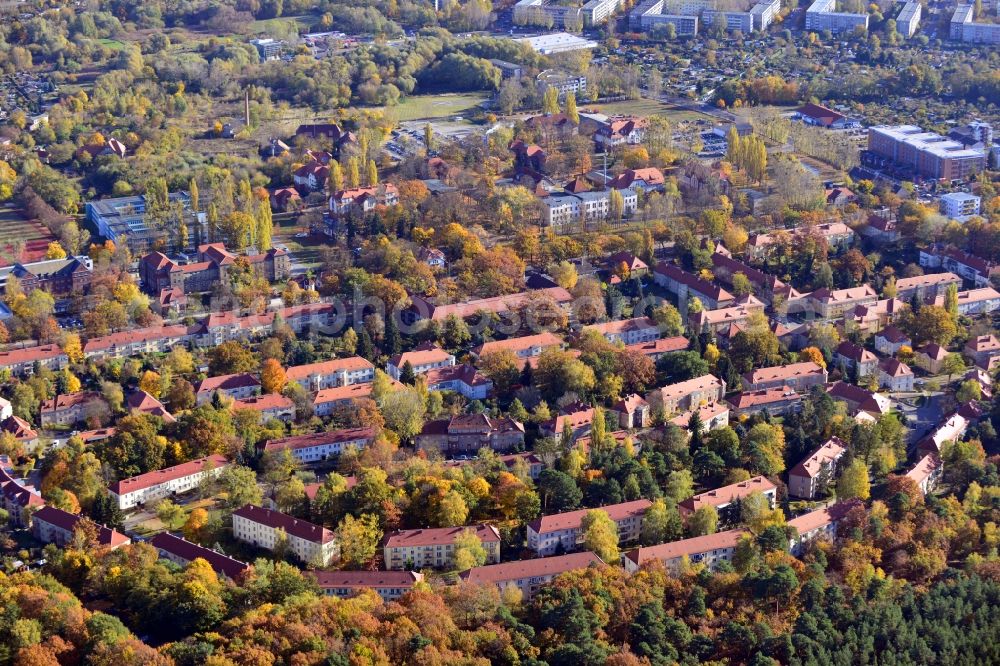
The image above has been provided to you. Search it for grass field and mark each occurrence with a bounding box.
[582,98,713,123]
[0,206,56,266]
[387,93,490,122]
[251,15,315,35]
[97,38,127,50]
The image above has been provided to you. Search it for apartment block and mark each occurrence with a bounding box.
[788,437,847,499]
[541,189,638,230]
[232,504,339,566]
[39,392,103,427]
[461,552,604,599]
[786,500,860,556]
[805,0,869,33]
[679,476,776,525]
[950,4,1000,44]
[286,357,376,392]
[314,571,424,602]
[583,316,661,345]
[622,529,746,573]
[646,374,726,415]
[387,345,455,379]
[263,427,376,464]
[149,532,251,580]
[905,453,943,495]
[868,125,986,181]
[32,506,130,549]
[526,499,652,556]
[741,362,827,392]
[194,373,261,405]
[653,262,735,310]
[897,0,921,37]
[383,524,501,570]
[940,192,981,221]
[109,455,229,510]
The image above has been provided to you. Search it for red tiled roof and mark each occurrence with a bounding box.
[0,344,65,367]
[384,524,500,548]
[461,551,603,584]
[527,500,651,535]
[905,453,942,485]
[786,499,861,534]
[789,437,847,479]
[285,356,374,381]
[232,394,294,412]
[263,427,376,453]
[233,504,335,544]
[195,373,261,394]
[625,336,690,356]
[313,570,423,592]
[742,362,824,385]
[727,386,801,410]
[109,455,228,496]
[654,262,734,302]
[797,103,845,126]
[624,529,746,566]
[584,316,658,337]
[40,391,101,413]
[475,332,563,357]
[33,506,129,547]
[149,532,250,579]
[680,476,775,514]
[389,346,452,369]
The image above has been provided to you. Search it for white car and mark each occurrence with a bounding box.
[294,232,309,238]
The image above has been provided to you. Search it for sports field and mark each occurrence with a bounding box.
[582,98,713,123]
[0,206,57,266]
[388,93,490,122]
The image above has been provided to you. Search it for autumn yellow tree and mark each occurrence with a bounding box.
[138,370,162,398]
[62,332,83,364]
[260,358,287,394]
[582,509,619,562]
[183,507,208,542]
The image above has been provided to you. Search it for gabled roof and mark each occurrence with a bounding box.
[679,476,775,513]
[527,500,652,535]
[789,437,847,479]
[461,552,603,584]
[150,532,250,580]
[263,428,376,453]
[384,524,500,548]
[624,529,746,566]
[110,455,228,496]
[233,504,335,544]
[194,373,261,394]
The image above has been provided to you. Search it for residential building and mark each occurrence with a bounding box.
[233,504,339,565]
[527,499,652,556]
[405,287,573,324]
[383,524,501,570]
[387,345,455,379]
[893,272,961,301]
[329,184,400,216]
[868,125,986,181]
[654,262,735,310]
[0,256,93,311]
[745,223,855,261]
[727,386,803,417]
[805,0,869,33]
[953,287,1000,315]
[679,476,776,524]
[583,316,660,345]
[646,374,726,415]
[917,410,973,456]
[127,390,175,423]
[919,246,999,288]
[940,192,981,221]
[826,381,892,419]
[950,4,1000,44]
[540,403,596,440]
[874,326,911,356]
[581,0,624,25]
[32,506,130,549]
[915,343,949,374]
[423,364,493,400]
[897,0,921,37]
[194,373,261,405]
[250,37,283,60]
[796,285,878,320]
[1,416,38,451]
[149,532,250,580]
[541,189,638,230]
[232,394,296,423]
[263,428,376,464]
[710,252,799,305]
[82,324,189,360]
[834,341,879,377]
[595,121,650,149]
[461,552,603,600]
[741,362,827,392]
[0,462,45,528]
[312,382,385,416]
[625,336,690,360]
[612,394,650,429]
[499,452,545,480]
[285,356,375,393]
[690,297,766,334]
[965,334,1000,370]
[0,344,67,376]
[904,453,943,495]
[109,455,229,510]
[314,571,424,602]
[622,529,746,573]
[788,437,847,499]
[879,358,916,392]
[85,192,206,253]
[139,243,290,296]
[669,402,730,432]
[416,414,525,455]
[474,332,564,361]
[39,391,103,427]
[535,69,588,95]
[786,500,860,556]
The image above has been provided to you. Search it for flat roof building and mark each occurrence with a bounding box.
[805,0,869,33]
[868,125,986,181]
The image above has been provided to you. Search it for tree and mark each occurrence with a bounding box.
[901,305,957,347]
[260,358,287,394]
[336,513,382,567]
[538,469,583,512]
[657,351,710,384]
[478,349,521,396]
[609,189,625,221]
[453,529,488,571]
[730,272,753,297]
[220,465,262,508]
[564,91,579,124]
[651,302,684,336]
[328,161,344,193]
[208,341,258,375]
[256,201,273,251]
[438,489,469,527]
[956,379,982,404]
[665,469,694,503]
[138,370,162,398]
[940,353,966,384]
[183,508,209,542]
[641,498,683,545]
[837,459,871,500]
[582,509,619,562]
[800,346,826,368]
[424,123,434,152]
[380,388,425,441]
[542,86,559,114]
[688,505,718,537]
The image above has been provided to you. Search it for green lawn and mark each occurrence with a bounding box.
[583,98,711,123]
[251,15,315,35]
[387,93,490,122]
[97,38,127,50]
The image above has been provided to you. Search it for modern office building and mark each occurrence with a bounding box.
[85,192,207,253]
[868,125,986,181]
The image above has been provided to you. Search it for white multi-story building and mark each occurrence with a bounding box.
[788,437,847,499]
[583,316,661,345]
[383,524,501,570]
[461,552,604,599]
[527,500,651,555]
[233,504,339,566]
[150,532,251,580]
[622,529,746,573]
[262,427,376,464]
[387,345,455,379]
[541,189,639,230]
[286,357,375,392]
[805,0,869,33]
[951,4,1000,44]
[786,501,860,556]
[109,455,229,510]
[897,0,921,38]
[32,506,130,549]
[314,571,424,602]
[940,192,981,221]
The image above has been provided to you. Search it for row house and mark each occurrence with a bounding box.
[787,437,847,499]
[893,272,961,301]
[406,287,574,324]
[314,570,424,602]
[474,332,564,361]
[32,506,130,549]
[669,402,731,433]
[423,364,493,400]
[710,250,799,305]
[952,287,1000,315]
[0,462,45,527]
[919,245,1000,289]
[834,341,879,377]
[383,524,501,570]
[679,476,777,525]
[109,455,229,510]
[689,296,766,335]
[745,222,855,261]
[622,529,746,574]
[582,316,660,345]
[846,297,907,334]
[149,532,251,580]
[39,391,103,427]
[794,285,878,320]
[741,362,827,392]
[879,358,916,392]
[527,499,652,556]
[624,336,690,360]
[286,356,375,392]
[461,552,604,600]
[786,500,861,557]
[232,394,296,423]
[233,504,339,566]
[194,373,261,405]
[387,345,455,379]
[727,386,803,417]
[83,324,189,359]
[904,453,943,495]
[874,326,911,356]
[329,184,400,216]
[192,304,335,347]
[646,374,726,416]
[263,427,376,465]
[0,344,67,376]
[653,262,735,310]
[311,379,404,416]
[416,414,525,455]
[965,334,1000,370]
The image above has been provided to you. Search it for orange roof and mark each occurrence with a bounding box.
[680,476,775,514]
[461,552,603,584]
[384,524,500,548]
[528,499,652,535]
[286,356,374,381]
[109,455,228,495]
[624,529,746,566]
